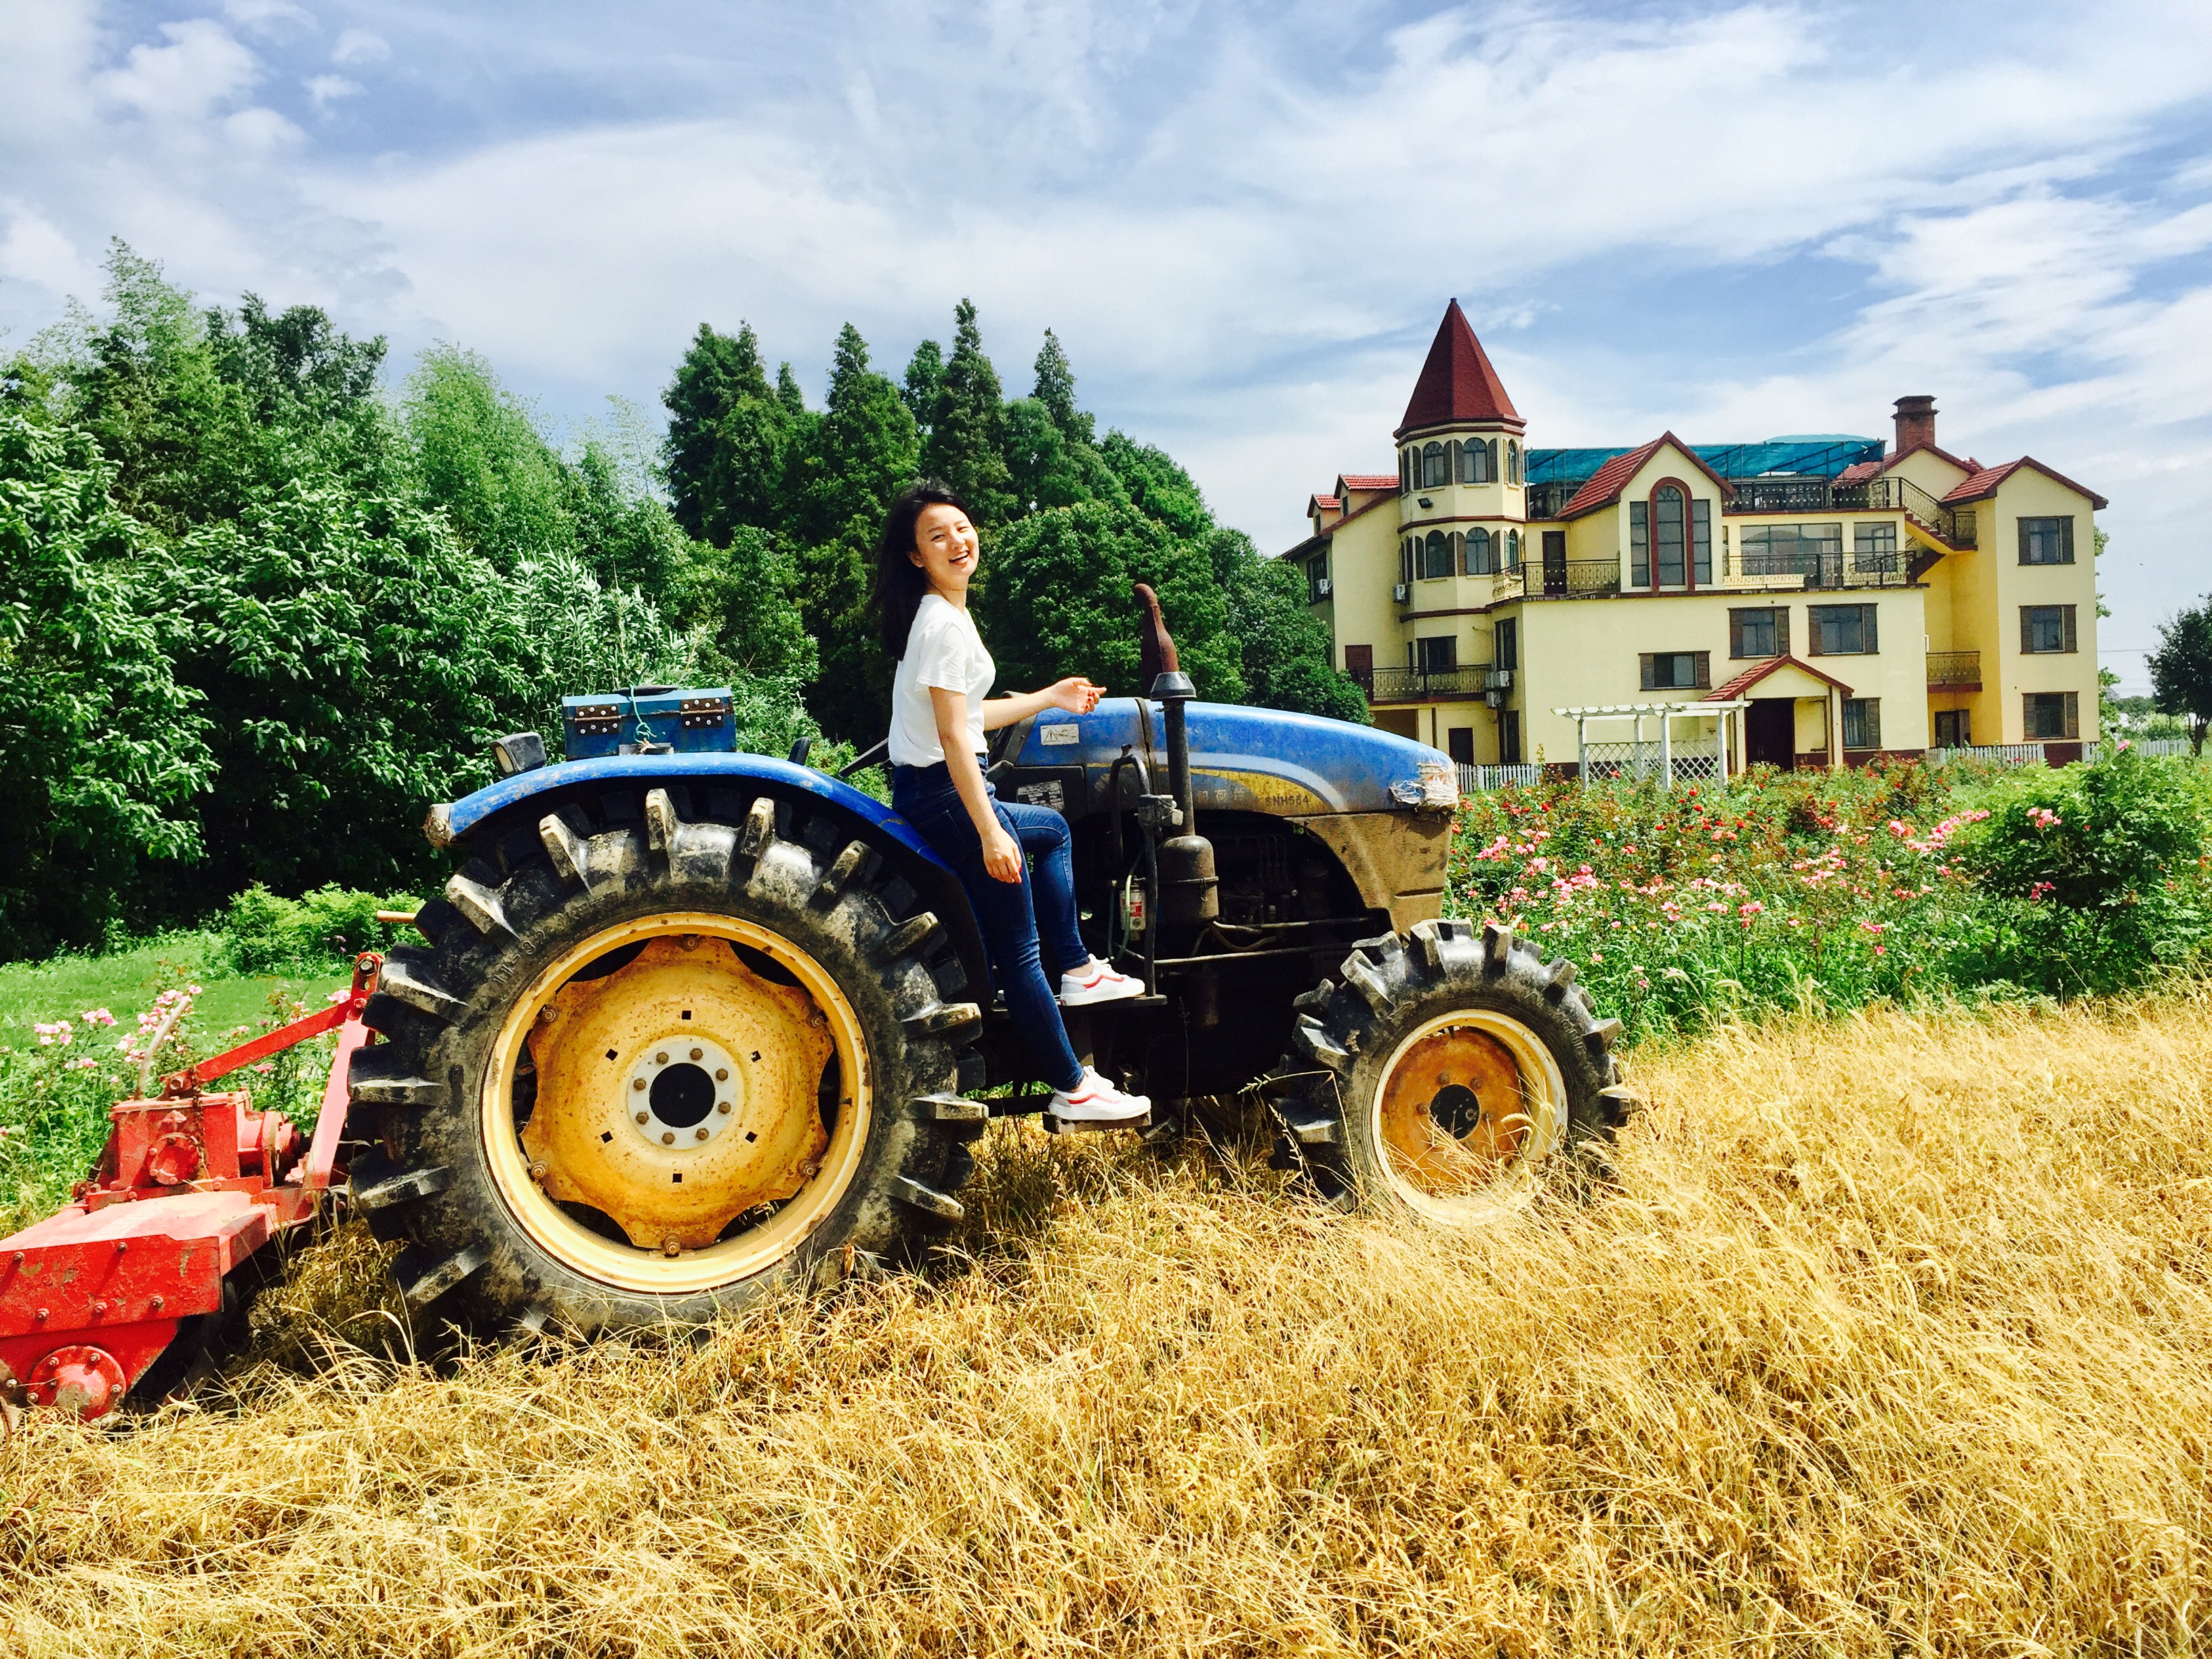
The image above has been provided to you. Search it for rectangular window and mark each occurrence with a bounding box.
[1934,709,1971,748]
[1807,603,1877,655]
[1500,710,1522,764]
[1494,618,1518,672]
[1639,651,1710,691]
[1414,636,1457,672]
[1691,498,1712,586]
[2024,691,2079,740]
[2019,516,2075,565]
[2020,605,2076,653]
[1729,607,1788,659]
[1853,521,1898,574]
[1446,726,1475,765]
[1306,552,1329,604]
[1629,501,1650,588]
[1842,698,1882,750]
[1739,522,1845,580]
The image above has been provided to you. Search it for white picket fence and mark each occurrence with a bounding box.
[1452,737,2201,796]
[1457,763,1542,792]
[1927,743,2049,768]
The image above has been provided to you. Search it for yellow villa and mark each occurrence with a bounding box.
[1285,301,2107,776]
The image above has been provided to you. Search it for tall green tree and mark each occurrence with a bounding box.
[662,322,769,539]
[922,300,1015,525]
[901,338,943,442]
[403,346,575,569]
[2150,596,2212,756]
[1031,328,1090,444]
[1210,529,1369,722]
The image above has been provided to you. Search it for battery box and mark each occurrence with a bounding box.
[560,689,736,759]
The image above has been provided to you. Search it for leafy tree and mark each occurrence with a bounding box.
[662,322,769,539]
[1002,396,1090,514]
[2149,596,2212,756]
[701,392,798,544]
[403,346,575,569]
[1210,529,1370,722]
[672,526,815,684]
[922,299,1015,525]
[1031,328,1091,444]
[901,338,943,441]
[0,405,213,954]
[1098,430,1212,539]
[975,499,1242,703]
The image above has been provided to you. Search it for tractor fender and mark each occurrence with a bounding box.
[424,754,989,995]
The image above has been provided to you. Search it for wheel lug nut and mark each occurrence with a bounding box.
[528,1160,548,1181]
[654,1051,668,1065]
[636,1111,649,1124]
[689,1048,702,1062]
[661,1130,674,1145]
[661,1236,682,1257]
[715,1068,728,1082]
[632,1078,647,1092]
[716,1101,731,1114]
[695,1127,709,1141]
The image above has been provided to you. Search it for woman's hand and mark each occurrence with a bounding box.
[1045,676,1104,715]
[981,819,1023,884]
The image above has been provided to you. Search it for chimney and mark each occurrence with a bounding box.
[1893,395,1937,457]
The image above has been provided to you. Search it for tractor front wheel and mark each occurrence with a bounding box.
[1272,918,1637,1222]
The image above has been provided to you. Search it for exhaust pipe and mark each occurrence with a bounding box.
[1134,583,1218,927]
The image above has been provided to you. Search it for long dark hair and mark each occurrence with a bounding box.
[876,480,973,659]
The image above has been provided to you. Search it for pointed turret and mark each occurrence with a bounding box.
[1395,300,1523,438]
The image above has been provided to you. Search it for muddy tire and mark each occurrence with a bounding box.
[346,784,986,1338]
[1271,918,1637,1221]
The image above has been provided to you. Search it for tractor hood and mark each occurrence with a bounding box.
[1007,698,1453,817]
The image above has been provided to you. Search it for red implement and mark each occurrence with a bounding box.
[0,954,382,1423]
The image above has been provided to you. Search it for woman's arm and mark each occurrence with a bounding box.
[981,677,1105,731]
[933,687,1023,883]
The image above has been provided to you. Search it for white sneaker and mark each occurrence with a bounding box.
[1047,1067,1151,1132]
[1059,958,1145,1006]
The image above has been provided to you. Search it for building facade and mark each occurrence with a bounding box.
[1286,302,2108,772]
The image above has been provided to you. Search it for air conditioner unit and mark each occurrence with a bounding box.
[1393,582,1410,604]
[1483,690,1504,710]
[1484,668,1515,692]
[1315,577,1332,597]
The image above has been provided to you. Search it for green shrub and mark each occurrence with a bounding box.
[1948,745,2212,995]
[218,884,419,974]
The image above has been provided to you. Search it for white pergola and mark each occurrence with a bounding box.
[1553,701,1753,787]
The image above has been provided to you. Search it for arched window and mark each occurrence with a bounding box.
[1507,441,1521,485]
[1422,441,1447,489]
[1465,526,1492,574]
[1460,441,1490,485]
[1505,530,1521,569]
[1654,485,1687,586]
[1422,529,1452,579]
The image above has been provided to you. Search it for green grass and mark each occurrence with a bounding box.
[0,933,337,1051]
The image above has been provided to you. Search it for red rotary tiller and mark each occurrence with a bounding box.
[0,955,382,1424]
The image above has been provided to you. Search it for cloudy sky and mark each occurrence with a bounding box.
[3,0,2207,690]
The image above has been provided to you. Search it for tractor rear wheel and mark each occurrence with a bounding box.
[346,785,985,1338]
[1271,918,1637,1222]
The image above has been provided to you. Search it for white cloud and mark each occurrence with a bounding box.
[331,28,390,66]
[96,20,260,122]
[0,202,102,301]
[306,74,363,109]
[222,0,312,28]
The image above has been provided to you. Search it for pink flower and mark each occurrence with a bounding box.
[1873,944,1887,955]
[81,1008,115,1027]
[2028,880,2055,901]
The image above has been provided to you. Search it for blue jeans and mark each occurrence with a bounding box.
[893,761,1087,1092]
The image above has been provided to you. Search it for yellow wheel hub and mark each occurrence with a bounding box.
[1371,1009,1565,1221]
[482,914,871,1295]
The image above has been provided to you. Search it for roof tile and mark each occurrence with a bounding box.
[1395,300,1521,437]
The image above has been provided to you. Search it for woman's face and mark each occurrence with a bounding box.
[909,503,979,596]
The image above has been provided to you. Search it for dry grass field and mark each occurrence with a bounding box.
[5,991,2210,1656]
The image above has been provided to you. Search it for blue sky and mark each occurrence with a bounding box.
[3,1,2208,691]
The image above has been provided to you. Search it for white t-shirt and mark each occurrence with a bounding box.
[890,593,996,766]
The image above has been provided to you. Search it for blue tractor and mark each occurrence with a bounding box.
[348,595,1634,1335]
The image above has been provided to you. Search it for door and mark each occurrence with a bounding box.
[1933,709,1970,748]
[1542,530,1568,596]
[1746,697,1795,770]
[1343,644,1373,697]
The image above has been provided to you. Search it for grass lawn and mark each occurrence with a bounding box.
[0,934,340,1051]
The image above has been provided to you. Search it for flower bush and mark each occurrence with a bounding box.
[1448,752,2212,1042]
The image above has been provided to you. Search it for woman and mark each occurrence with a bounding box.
[876,482,1151,1130]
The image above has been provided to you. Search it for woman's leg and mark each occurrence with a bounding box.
[996,798,1088,980]
[903,788,1084,1092]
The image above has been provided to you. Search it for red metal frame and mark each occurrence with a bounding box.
[0,954,382,1422]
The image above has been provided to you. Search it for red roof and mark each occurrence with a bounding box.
[1834,461,1880,485]
[1337,474,1399,491]
[1307,494,1342,515]
[1395,300,1521,438]
[1883,439,1976,476]
[1940,456,2108,510]
[1556,433,1734,520]
[1706,654,1854,701]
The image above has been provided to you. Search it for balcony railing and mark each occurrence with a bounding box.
[1927,651,1981,688]
[1520,558,1623,599]
[1725,474,1976,549]
[1359,663,1494,703]
[1723,549,1914,590]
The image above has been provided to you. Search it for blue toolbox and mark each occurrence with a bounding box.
[560,687,737,759]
